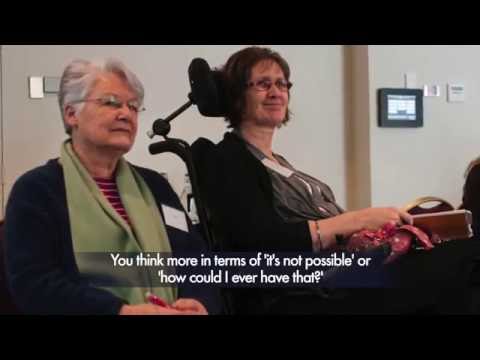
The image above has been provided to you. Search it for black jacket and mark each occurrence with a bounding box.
[193,132,313,253]
[193,132,329,314]
[463,163,480,239]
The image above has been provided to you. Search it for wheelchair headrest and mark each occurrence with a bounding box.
[188,58,227,117]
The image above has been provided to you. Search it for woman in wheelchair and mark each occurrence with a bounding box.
[193,46,471,314]
[205,46,412,257]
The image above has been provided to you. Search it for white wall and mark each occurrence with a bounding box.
[0,45,347,216]
[367,45,480,208]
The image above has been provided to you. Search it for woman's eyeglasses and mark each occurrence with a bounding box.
[246,79,292,92]
[70,94,145,113]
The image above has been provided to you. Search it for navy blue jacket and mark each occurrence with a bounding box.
[5,159,221,315]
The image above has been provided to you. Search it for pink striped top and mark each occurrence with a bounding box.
[94,177,131,226]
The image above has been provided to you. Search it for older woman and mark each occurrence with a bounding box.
[5,58,220,315]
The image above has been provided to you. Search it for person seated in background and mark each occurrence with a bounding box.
[5,57,221,315]
[461,156,480,308]
[462,156,480,238]
[193,46,469,314]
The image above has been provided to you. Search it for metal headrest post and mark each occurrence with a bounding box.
[149,138,213,250]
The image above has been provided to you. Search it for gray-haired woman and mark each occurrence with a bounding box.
[5,58,220,315]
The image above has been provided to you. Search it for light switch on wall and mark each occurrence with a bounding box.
[423,85,441,97]
[28,76,44,99]
[447,84,465,102]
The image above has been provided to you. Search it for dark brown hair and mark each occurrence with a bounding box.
[220,46,291,129]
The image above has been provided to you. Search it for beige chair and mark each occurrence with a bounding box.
[403,196,454,215]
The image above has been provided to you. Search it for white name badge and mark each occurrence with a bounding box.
[161,205,189,233]
[261,158,294,178]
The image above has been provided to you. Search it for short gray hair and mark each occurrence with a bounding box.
[58,58,145,135]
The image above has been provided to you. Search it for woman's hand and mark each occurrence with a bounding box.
[119,299,208,315]
[119,303,184,315]
[354,207,413,230]
[314,207,413,249]
[171,298,208,315]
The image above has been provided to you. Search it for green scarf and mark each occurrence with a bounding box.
[61,140,177,305]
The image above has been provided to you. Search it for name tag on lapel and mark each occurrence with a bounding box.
[261,158,294,178]
[161,205,189,233]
